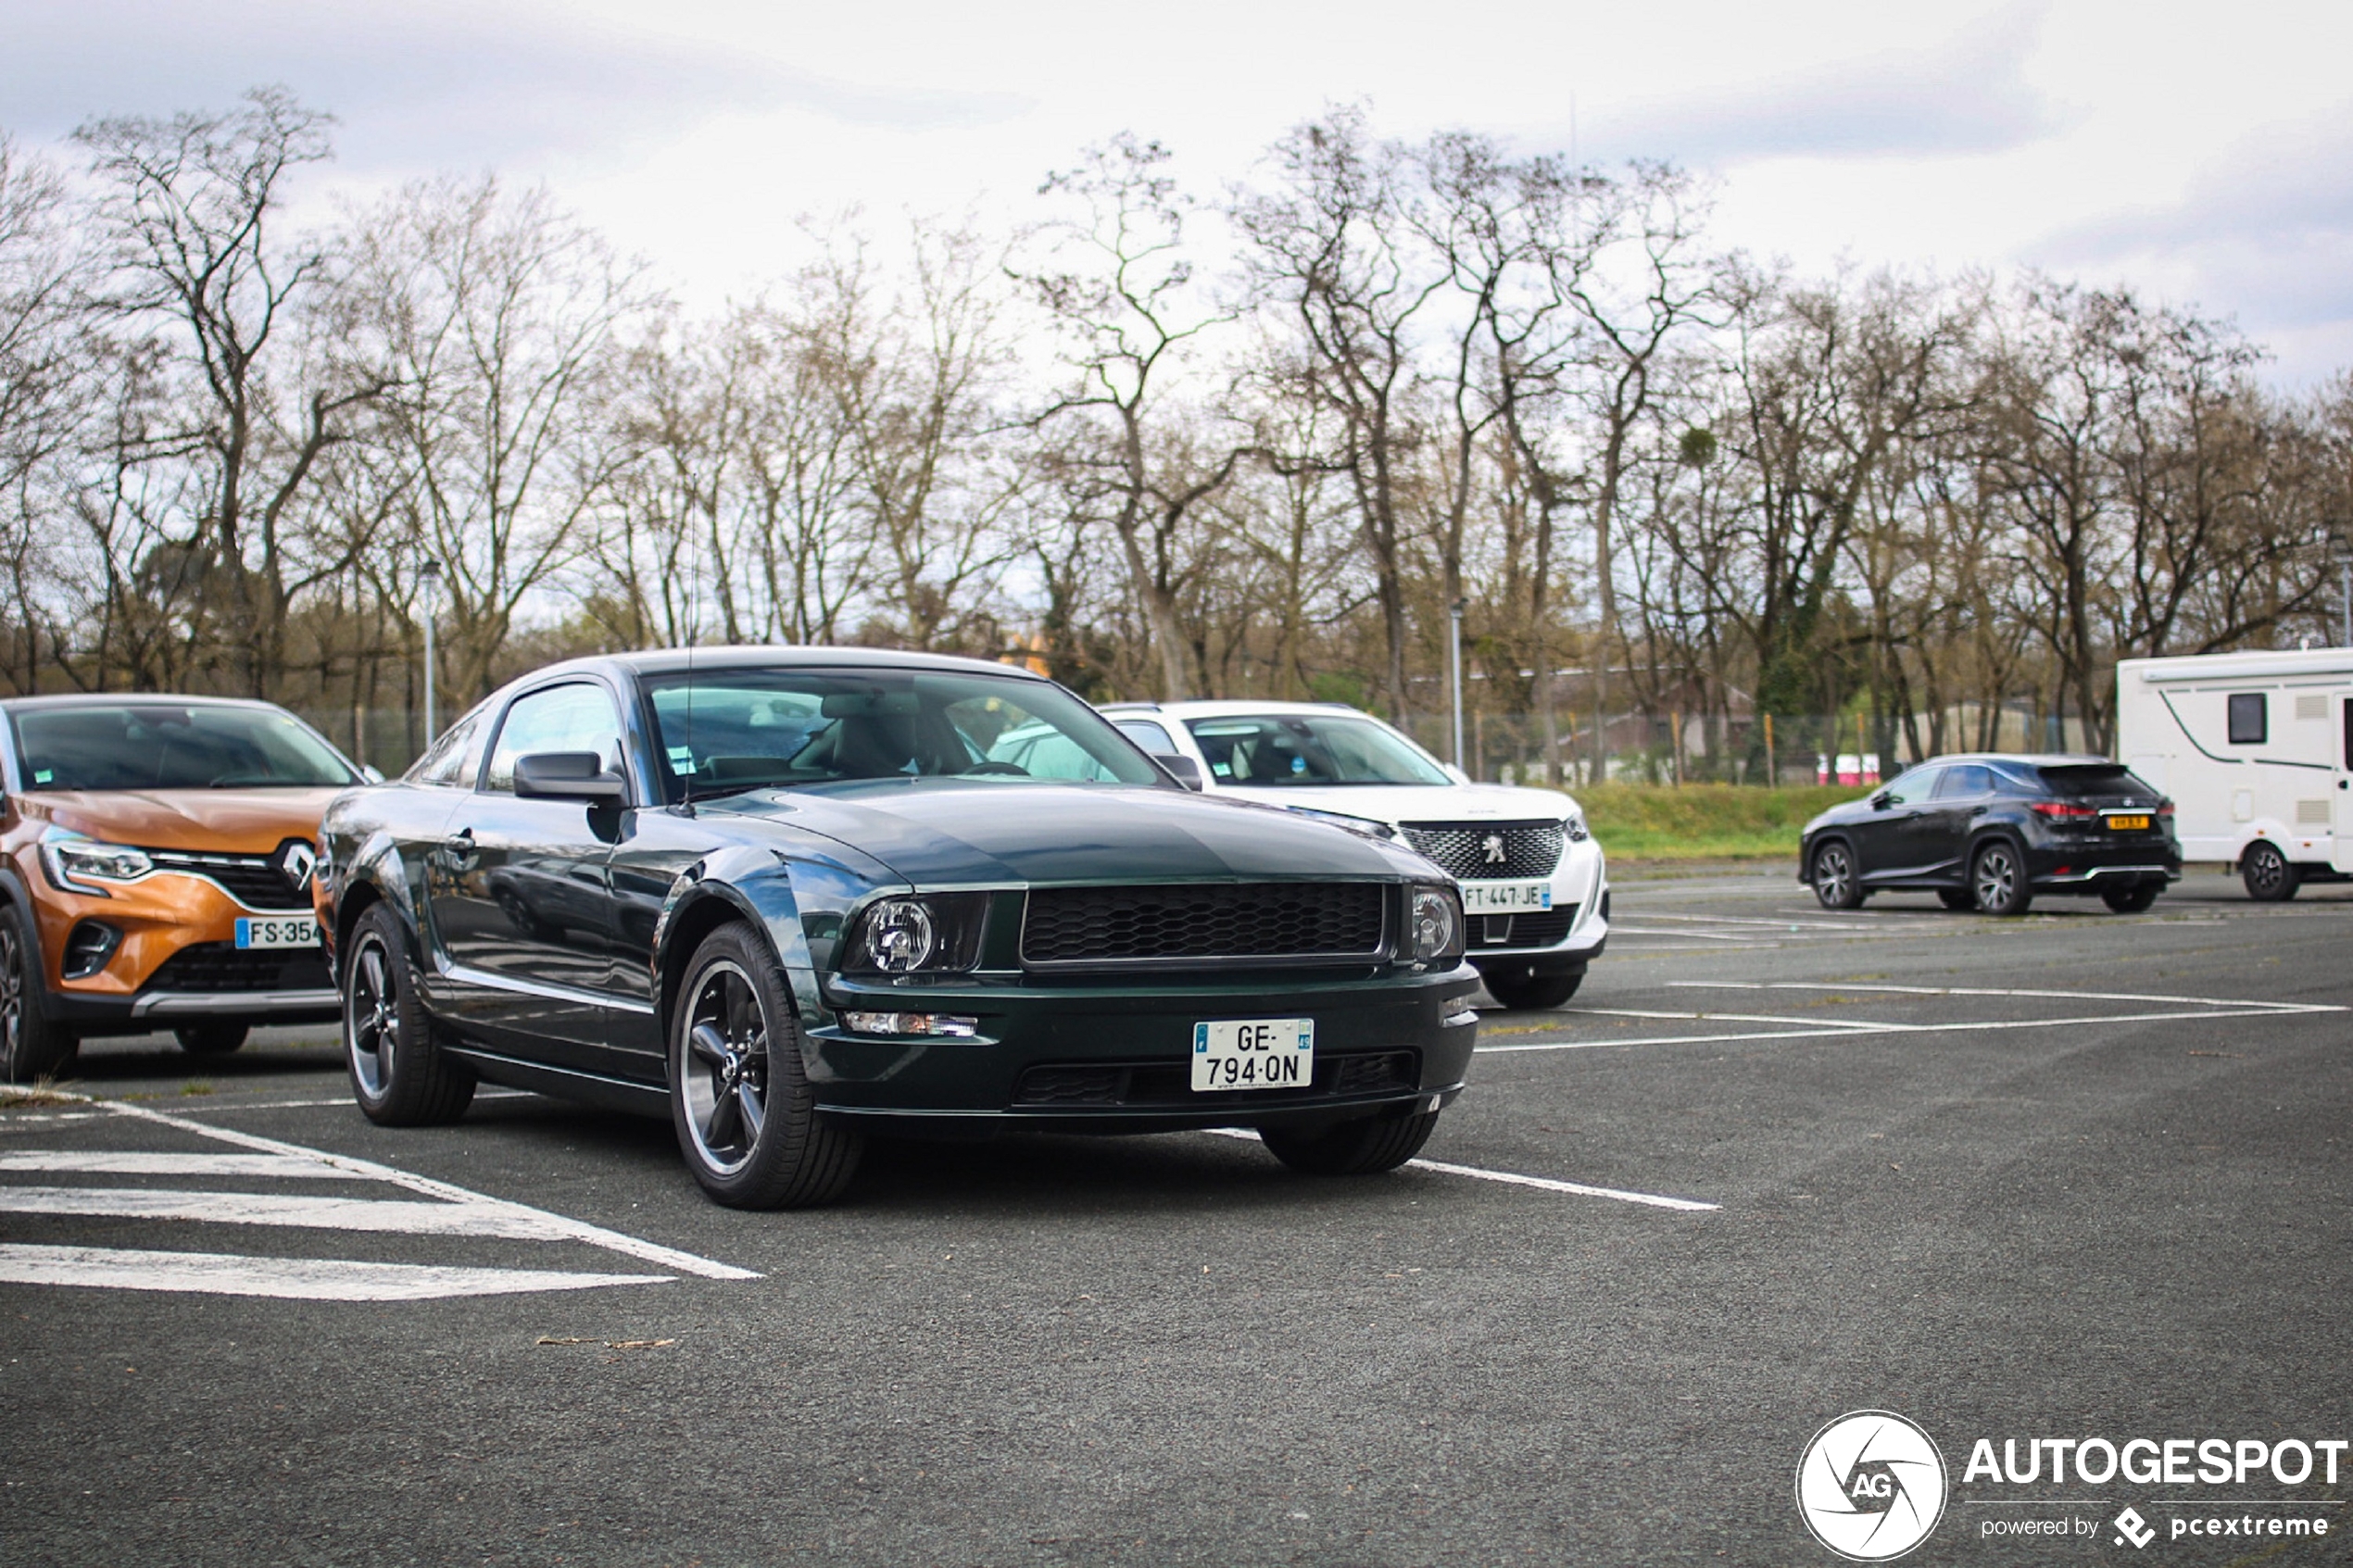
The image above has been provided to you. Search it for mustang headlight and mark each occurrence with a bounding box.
[41,830,152,895]
[845,894,988,975]
[1408,884,1465,963]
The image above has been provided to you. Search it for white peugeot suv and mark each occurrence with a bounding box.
[1101,700,1608,1009]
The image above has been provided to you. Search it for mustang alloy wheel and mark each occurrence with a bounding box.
[344,904,473,1125]
[1971,842,2032,916]
[671,923,862,1210]
[1809,841,1866,909]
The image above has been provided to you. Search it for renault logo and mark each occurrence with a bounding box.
[277,839,318,889]
[1481,834,1507,865]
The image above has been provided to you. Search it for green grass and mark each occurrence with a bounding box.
[1544,782,1875,861]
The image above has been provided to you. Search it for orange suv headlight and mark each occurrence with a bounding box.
[39,829,154,896]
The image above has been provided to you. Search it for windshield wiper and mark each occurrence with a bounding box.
[680,780,772,803]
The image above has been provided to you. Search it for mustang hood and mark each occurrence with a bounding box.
[712,781,1429,885]
[19,787,344,853]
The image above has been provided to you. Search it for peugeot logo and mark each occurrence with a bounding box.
[1481,834,1507,866]
[277,838,318,889]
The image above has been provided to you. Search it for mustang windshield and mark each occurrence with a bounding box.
[12,703,359,791]
[1185,714,1452,786]
[644,667,1167,798]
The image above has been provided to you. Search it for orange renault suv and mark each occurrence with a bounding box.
[0,695,369,1081]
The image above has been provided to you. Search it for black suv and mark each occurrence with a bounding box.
[1799,754,2181,916]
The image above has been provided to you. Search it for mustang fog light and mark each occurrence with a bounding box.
[1409,885,1465,962]
[840,1010,981,1038]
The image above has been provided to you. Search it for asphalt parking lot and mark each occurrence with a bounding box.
[4,866,2349,1567]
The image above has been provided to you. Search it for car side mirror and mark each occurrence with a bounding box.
[1157,755,1204,791]
[1871,791,1893,810]
[360,765,385,784]
[515,751,628,806]
[1441,763,1470,785]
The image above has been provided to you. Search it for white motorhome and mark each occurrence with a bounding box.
[2115,648,2353,899]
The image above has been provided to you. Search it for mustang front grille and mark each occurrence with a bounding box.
[1401,821,1565,882]
[1020,883,1387,965]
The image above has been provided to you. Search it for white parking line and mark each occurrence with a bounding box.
[99,1100,760,1281]
[0,1150,373,1179]
[1199,1128,1718,1211]
[0,1185,623,1239]
[1478,981,2346,1054]
[0,1244,667,1301]
[1667,981,2347,1012]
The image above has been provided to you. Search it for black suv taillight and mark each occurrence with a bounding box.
[61,920,120,979]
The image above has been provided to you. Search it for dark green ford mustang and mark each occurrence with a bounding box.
[314,648,1479,1207]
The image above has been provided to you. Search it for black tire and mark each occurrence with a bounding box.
[0,900,78,1084]
[1970,841,2032,916]
[671,922,862,1210]
[343,902,475,1125]
[1478,967,1582,1010]
[2101,882,2161,914]
[2241,841,2300,903]
[1808,840,1866,909]
[174,1022,250,1056]
[1261,1109,1441,1176]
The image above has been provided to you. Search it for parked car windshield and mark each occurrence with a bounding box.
[11,703,359,791]
[642,666,1166,798]
[1184,713,1452,786]
[2038,763,2158,799]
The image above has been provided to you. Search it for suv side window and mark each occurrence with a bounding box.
[1988,768,2039,797]
[484,683,625,795]
[1934,764,1993,798]
[1881,766,1941,806]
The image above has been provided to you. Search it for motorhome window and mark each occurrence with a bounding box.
[2227,693,2266,745]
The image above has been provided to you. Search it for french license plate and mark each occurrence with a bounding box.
[234,915,318,949]
[1191,1018,1314,1092]
[1462,880,1553,914]
[2108,815,2151,831]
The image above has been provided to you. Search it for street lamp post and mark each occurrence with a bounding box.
[419,558,442,743]
[1448,598,1466,775]
[2333,531,2353,649]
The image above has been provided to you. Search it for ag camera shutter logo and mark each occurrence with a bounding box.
[1795,1411,1949,1561]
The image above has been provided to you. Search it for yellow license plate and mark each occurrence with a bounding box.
[2108,815,2150,831]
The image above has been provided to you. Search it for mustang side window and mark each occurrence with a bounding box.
[410,710,485,787]
[484,683,626,794]
[2227,693,2266,746]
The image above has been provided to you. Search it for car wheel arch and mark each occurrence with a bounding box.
[656,884,785,1041]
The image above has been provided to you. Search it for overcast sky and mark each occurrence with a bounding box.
[6,0,2350,383]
